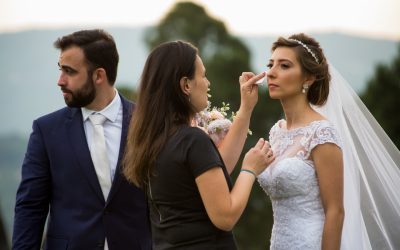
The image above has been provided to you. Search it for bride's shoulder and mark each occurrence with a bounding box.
[311,119,337,131]
[309,120,342,147]
[269,119,282,134]
[270,119,285,131]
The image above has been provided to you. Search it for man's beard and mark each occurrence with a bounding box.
[62,77,96,108]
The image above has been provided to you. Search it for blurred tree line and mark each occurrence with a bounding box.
[118,1,400,249]
[361,44,400,149]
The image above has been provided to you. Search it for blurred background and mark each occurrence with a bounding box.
[1,0,399,249]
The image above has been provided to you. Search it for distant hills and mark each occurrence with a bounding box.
[0,134,27,243]
[0,27,398,136]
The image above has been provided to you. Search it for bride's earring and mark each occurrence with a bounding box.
[302,84,309,94]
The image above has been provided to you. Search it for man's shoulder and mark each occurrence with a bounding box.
[119,94,135,118]
[35,106,77,124]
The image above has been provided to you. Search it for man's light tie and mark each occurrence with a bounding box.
[89,113,111,200]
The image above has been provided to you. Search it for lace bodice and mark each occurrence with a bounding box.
[258,119,341,250]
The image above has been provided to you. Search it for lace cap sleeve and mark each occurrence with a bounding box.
[304,120,342,159]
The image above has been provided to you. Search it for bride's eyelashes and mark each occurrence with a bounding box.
[266,62,290,70]
[280,63,290,69]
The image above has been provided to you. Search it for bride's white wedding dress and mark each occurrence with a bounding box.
[258,119,341,250]
[256,64,400,249]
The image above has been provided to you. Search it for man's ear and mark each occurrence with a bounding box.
[92,68,107,85]
[180,77,191,96]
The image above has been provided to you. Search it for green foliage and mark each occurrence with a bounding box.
[361,43,400,148]
[144,2,283,249]
[117,85,138,102]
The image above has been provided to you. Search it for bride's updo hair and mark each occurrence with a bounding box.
[272,33,330,106]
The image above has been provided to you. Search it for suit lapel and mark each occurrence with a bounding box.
[66,108,105,203]
[106,95,134,203]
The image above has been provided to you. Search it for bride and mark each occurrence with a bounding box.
[257,33,400,249]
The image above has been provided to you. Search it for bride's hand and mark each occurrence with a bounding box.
[238,72,266,113]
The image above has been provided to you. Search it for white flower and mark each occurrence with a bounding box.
[207,119,232,134]
[194,101,252,146]
[210,110,225,120]
[207,119,232,146]
[194,102,232,145]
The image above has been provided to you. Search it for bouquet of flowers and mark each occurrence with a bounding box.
[194,102,232,146]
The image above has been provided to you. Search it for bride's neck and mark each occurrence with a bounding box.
[281,98,315,130]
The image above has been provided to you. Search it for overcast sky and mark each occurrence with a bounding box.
[0,0,399,39]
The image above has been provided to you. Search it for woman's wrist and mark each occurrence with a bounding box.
[235,108,252,121]
[240,168,257,179]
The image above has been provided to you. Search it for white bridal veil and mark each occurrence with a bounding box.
[313,64,400,250]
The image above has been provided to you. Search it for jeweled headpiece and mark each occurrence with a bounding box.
[289,39,320,64]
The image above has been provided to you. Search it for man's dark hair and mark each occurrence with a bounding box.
[54,29,119,85]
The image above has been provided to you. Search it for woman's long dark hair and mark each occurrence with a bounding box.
[123,41,198,187]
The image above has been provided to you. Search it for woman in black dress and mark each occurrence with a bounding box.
[123,40,274,249]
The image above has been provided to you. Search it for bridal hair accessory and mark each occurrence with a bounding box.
[302,84,309,93]
[289,39,320,64]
